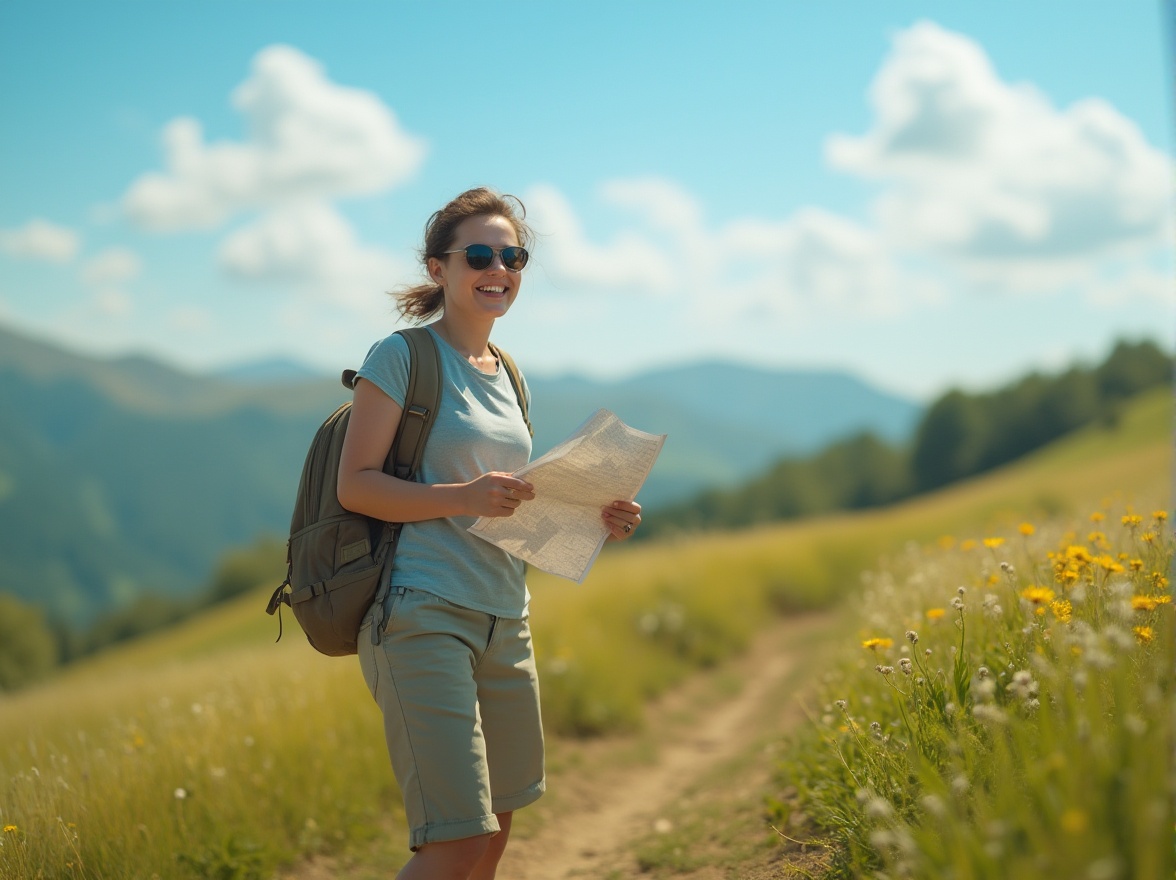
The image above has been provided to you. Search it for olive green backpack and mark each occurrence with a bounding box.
[266,327,531,656]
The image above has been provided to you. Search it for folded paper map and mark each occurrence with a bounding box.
[468,409,666,583]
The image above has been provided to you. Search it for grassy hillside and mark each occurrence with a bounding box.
[0,387,1166,878]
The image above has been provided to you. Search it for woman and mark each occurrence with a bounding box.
[337,187,642,880]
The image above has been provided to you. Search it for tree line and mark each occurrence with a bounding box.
[643,339,1170,535]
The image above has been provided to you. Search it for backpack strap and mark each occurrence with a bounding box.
[490,342,533,438]
[364,326,442,646]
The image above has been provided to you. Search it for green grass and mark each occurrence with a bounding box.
[0,388,1168,879]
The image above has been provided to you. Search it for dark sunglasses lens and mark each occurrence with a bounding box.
[463,245,493,270]
[502,247,529,270]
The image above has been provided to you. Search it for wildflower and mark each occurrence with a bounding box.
[924,648,932,656]
[1132,595,1161,612]
[1134,626,1154,644]
[951,597,965,609]
[977,665,990,680]
[1007,670,1037,700]
[899,658,913,675]
[875,665,895,676]
[905,630,919,644]
[983,537,1005,549]
[174,788,188,800]
[1018,522,1035,536]
[1122,514,1142,528]
[3,825,16,833]
[1000,561,1011,572]
[1129,558,1144,571]
[1021,586,1056,605]
[960,539,977,551]
[1153,510,1168,523]
[834,699,848,710]
[1087,531,1107,546]
[862,637,893,651]
[1089,511,1105,523]
[869,721,883,737]
[1097,555,1124,574]
[1065,545,1093,564]
[1151,573,1170,591]
[973,703,1007,724]
[1050,599,1072,623]
[1141,531,1156,544]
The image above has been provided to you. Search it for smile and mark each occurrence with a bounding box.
[477,285,507,295]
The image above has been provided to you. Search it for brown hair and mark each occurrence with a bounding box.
[392,187,534,322]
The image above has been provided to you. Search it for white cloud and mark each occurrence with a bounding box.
[94,289,132,316]
[826,21,1172,280]
[218,201,402,308]
[526,179,939,319]
[81,248,142,285]
[525,184,676,292]
[0,219,81,263]
[124,45,426,231]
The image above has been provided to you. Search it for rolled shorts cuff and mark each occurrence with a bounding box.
[492,778,546,814]
[411,814,500,851]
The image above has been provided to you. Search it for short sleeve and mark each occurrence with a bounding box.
[355,332,411,407]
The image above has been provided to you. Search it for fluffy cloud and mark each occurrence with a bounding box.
[525,184,677,292]
[826,21,1171,280]
[0,219,81,263]
[218,202,401,308]
[124,45,426,231]
[81,248,142,285]
[526,179,938,318]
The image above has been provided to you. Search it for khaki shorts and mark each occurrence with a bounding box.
[358,587,545,850]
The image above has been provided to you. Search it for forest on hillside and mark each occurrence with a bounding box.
[643,339,1171,535]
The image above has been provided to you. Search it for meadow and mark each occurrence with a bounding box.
[0,387,1169,879]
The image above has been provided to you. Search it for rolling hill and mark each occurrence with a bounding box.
[0,323,918,623]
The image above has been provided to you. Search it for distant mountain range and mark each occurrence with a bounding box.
[0,324,920,623]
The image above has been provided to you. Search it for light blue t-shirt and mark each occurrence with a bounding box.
[355,327,532,618]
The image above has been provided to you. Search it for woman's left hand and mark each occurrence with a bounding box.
[602,500,642,541]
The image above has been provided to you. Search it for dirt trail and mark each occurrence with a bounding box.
[497,611,833,879]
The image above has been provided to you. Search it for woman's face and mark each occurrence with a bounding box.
[428,214,524,323]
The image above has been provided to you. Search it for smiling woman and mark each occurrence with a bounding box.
[333,186,642,880]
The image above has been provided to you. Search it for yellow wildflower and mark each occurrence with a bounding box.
[861,637,894,651]
[1018,522,1035,536]
[1021,586,1056,605]
[1134,626,1154,644]
[960,539,977,552]
[1065,545,1093,564]
[1035,606,1047,617]
[987,574,1000,586]
[1141,531,1156,544]
[1131,596,1159,612]
[1150,574,1170,592]
[926,608,947,621]
[1089,511,1105,523]
[1087,531,1106,546]
[1153,510,1169,523]
[2,824,15,833]
[1096,555,1124,574]
[1122,514,1143,528]
[983,537,1005,549]
[1129,558,1144,571]
[1050,599,1072,623]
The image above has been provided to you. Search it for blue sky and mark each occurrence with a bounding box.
[0,1,1171,400]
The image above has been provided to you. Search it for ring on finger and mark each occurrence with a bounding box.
[623,523,632,533]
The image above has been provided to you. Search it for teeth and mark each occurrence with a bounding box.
[479,286,506,293]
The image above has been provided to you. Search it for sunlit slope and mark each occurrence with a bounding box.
[35,387,1170,683]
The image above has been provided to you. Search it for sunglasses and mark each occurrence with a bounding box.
[442,244,530,272]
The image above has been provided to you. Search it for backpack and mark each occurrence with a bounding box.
[266,326,532,656]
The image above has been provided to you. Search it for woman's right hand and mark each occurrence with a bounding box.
[462,472,535,517]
